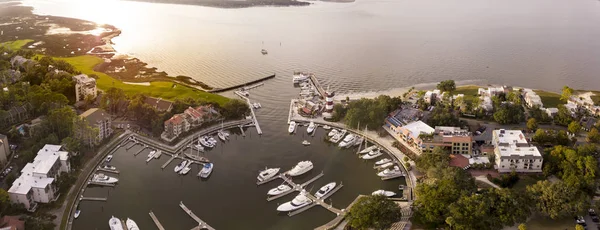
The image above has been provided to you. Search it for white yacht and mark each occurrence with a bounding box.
[92,173,119,184]
[315,182,336,199]
[322,125,331,130]
[109,216,123,230]
[353,137,364,146]
[126,218,140,230]
[377,166,404,177]
[208,136,217,145]
[199,136,213,148]
[338,134,356,148]
[102,165,116,171]
[174,160,188,173]
[287,161,313,177]
[105,155,113,162]
[257,168,280,182]
[306,121,316,133]
[253,102,262,109]
[378,162,394,169]
[292,72,310,83]
[179,161,193,175]
[372,190,396,197]
[217,130,227,141]
[362,149,383,160]
[375,158,392,166]
[327,129,339,137]
[268,184,292,196]
[330,130,347,143]
[148,150,156,158]
[288,121,296,134]
[199,163,213,178]
[74,210,81,219]
[277,191,313,211]
[360,145,378,154]
[154,150,162,158]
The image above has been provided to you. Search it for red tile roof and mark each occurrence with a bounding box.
[449,154,469,168]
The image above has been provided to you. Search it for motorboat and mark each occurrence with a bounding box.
[126,218,139,230]
[148,150,156,158]
[360,145,378,154]
[253,102,262,109]
[377,166,404,177]
[302,140,311,146]
[193,144,204,152]
[74,210,81,219]
[105,155,113,162]
[338,134,356,148]
[375,158,392,166]
[179,161,193,175]
[362,149,383,160]
[398,185,406,190]
[217,130,227,141]
[199,136,213,148]
[109,216,124,230]
[378,162,394,169]
[306,121,316,133]
[261,49,268,55]
[292,72,310,83]
[330,130,347,143]
[174,160,188,173]
[154,150,162,158]
[353,137,364,146]
[257,168,280,182]
[287,161,313,176]
[327,129,339,137]
[322,125,331,130]
[267,184,292,196]
[277,191,313,211]
[315,182,336,199]
[288,121,296,134]
[92,173,119,184]
[102,165,116,171]
[372,190,396,197]
[199,163,213,178]
[208,137,217,145]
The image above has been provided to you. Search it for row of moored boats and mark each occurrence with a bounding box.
[173,160,214,178]
[109,216,139,230]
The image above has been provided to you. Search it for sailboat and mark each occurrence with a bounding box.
[217,120,229,141]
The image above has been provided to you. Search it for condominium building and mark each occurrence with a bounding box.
[8,145,70,212]
[79,108,113,144]
[164,114,190,137]
[421,126,473,155]
[72,74,97,102]
[522,89,543,108]
[384,108,434,155]
[492,129,543,173]
[163,105,219,139]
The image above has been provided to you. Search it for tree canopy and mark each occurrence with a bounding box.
[561,86,573,101]
[527,180,590,219]
[426,105,461,127]
[343,95,402,130]
[588,128,600,143]
[493,103,524,124]
[568,121,581,134]
[345,195,402,230]
[436,80,456,92]
[526,118,538,131]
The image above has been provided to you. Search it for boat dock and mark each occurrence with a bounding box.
[79,196,107,202]
[87,181,115,187]
[309,74,326,98]
[161,154,178,169]
[133,146,147,156]
[179,201,215,230]
[97,167,120,174]
[266,172,324,201]
[208,73,275,93]
[126,142,138,150]
[381,173,405,181]
[234,91,262,135]
[242,82,264,91]
[149,211,166,230]
[238,125,246,137]
[288,184,344,217]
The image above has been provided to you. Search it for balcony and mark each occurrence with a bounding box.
[27,202,38,212]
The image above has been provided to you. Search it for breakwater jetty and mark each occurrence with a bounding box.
[208,74,275,93]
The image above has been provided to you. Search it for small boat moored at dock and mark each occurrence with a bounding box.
[277,191,313,212]
[288,121,297,134]
[179,161,193,175]
[315,182,336,199]
[268,184,292,196]
[126,218,140,230]
[102,165,117,171]
[148,150,156,158]
[105,155,113,162]
[377,166,403,177]
[375,158,392,166]
[360,145,378,154]
[174,160,188,173]
[199,163,214,178]
[258,168,280,182]
[287,161,313,177]
[327,129,339,137]
[322,125,331,130]
[109,216,124,230]
[306,121,316,133]
[330,129,347,143]
[362,149,383,160]
[372,190,396,197]
[74,210,81,219]
[377,162,394,169]
[92,173,119,184]
[339,134,356,148]
[292,72,310,83]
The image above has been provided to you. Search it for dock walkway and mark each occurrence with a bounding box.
[179,201,215,230]
[234,92,262,135]
[161,154,178,169]
[149,211,166,230]
[97,168,120,174]
[79,196,107,202]
[266,172,324,201]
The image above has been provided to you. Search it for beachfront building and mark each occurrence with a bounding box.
[522,89,543,108]
[163,105,220,140]
[79,108,113,144]
[0,134,9,167]
[72,74,97,102]
[479,96,494,112]
[478,86,506,97]
[164,114,190,138]
[545,107,559,117]
[8,144,70,212]
[492,129,543,173]
[423,89,443,104]
[421,126,473,155]
[384,108,434,155]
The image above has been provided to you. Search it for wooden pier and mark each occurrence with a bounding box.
[233,91,262,135]
[288,184,344,217]
[80,196,107,202]
[238,125,245,137]
[97,168,120,174]
[149,211,166,230]
[133,146,147,156]
[381,173,405,181]
[161,154,178,169]
[179,201,215,230]
[266,172,324,201]
[309,74,326,98]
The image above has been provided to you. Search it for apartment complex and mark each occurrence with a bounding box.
[0,134,9,166]
[72,74,97,102]
[522,89,543,108]
[421,126,473,155]
[492,129,543,173]
[8,145,70,212]
[79,108,113,144]
[384,108,434,155]
[163,105,219,139]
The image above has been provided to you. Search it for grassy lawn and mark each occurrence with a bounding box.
[453,85,480,102]
[592,95,600,106]
[0,39,34,50]
[534,90,563,108]
[512,174,545,191]
[55,55,229,105]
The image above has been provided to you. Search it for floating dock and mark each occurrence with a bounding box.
[133,146,147,156]
[97,168,120,174]
[208,74,275,93]
[233,91,262,135]
[162,154,178,169]
[239,125,245,137]
[179,201,216,230]
[79,196,107,202]
[381,173,405,181]
[149,211,166,230]
[126,142,138,150]
[87,181,115,187]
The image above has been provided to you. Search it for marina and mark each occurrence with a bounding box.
[179,201,216,230]
[265,172,324,201]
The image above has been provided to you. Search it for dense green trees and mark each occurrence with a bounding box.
[345,195,402,229]
[220,99,250,120]
[426,105,461,127]
[437,80,456,92]
[526,118,538,131]
[100,87,126,114]
[532,129,571,146]
[588,128,600,143]
[527,180,589,219]
[343,95,402,130]
[528,106,551,123]
[561,86,573,101]
[415,147,449,172]
[542,145,598,193]
[493,103,524,124]
[568,121,581,134]
[554,105,574,126]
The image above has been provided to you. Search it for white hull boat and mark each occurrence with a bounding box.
[74,210,81,219]
[360,145,378,154]
[362,149,383,160]
[372,190,396,197]
[327,129,339,137]
[268,184,292,196]
[330,130,347,143]
[377,166,404,177]
[322,125,331,130]
[148,150,156,158]
[277,191,312,211]
[102,165,116,171]
[199,163,213,178]
[306,121,316,133]
[208,137,217,145]
[199,136,213,147]
[338,134,356,148]
[375,158,392,166]
[258,168,280,182]
[154,150,162,158]
[315,182,336,199]
[288,121,296,134]
[105,155,113,162]
[287,161,313,177]
[302,140,311,146]
[126,218,140,230]
[109,216,123,230]
[179,161,193,175]
[354,137,364,146]
[218,131,227,141]
[174,160,188,173]
[92,173,119,184]
[378,162,394,169]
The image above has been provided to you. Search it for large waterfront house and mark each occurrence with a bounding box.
[492,129,543,173]
[163,105,220,140]
[72,74,97,102]
[8,144,70,212]
[421,126,473,155]
[79,108,113,145]
[384,108,433,155]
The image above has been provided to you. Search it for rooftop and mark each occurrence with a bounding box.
[493,130,541,157]
[403,121,434,139]
[387,108,422,127]
[9,144,66,195]
[72,74,96,84]
[80,108,110,126]
[144,97,173,112]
